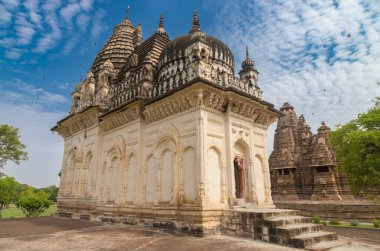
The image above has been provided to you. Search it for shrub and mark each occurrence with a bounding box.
[373,219,380,228]
[16,189,53,217]
[350,219,359,226]
[312,216,321,224]
[329,219,341,225]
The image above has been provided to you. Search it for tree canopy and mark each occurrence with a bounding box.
[0,124,28,176]
[0,176,19,217]
[16,189,53,217]
[329,99,380,193]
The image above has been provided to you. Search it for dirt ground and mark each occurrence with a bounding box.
[0,217,379,251]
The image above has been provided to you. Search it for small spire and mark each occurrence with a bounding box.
[157,14,166,34]
[159,14,164,28]
[246,46,250,58]
[190,8,200,32]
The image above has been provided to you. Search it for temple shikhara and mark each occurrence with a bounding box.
[53,10,347,248]
[269,102,352,201]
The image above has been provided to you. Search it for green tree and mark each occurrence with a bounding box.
[36,185,59,202]
[0,176,19,217]
[0,124,28,176]
[16,189,53,217]
[330,99,380,193]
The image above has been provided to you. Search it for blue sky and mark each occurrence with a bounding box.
[1,0,379,187]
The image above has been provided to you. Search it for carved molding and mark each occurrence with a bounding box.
[56,108,98,138]
[100,105,141,132]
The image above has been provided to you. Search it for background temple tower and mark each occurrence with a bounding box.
[269,103,353,201]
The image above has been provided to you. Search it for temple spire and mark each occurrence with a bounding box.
[190,8,200,32]
[159,14,164,29]
[156,14,167,35]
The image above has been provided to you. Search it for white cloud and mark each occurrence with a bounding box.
[0,4,12,26]
[14,13,36,46]
[213,0,380,152]
[5,48,22,59]
[34,28,61,53]
[42,0,61,12]
[60,2,81,28]
[2,0,19,9]
[80,0,93,12]
[0,37,16,48]
[23,0,42,28]
[62,34,79,54]
[0,79,68,107]
[76,13,90,32]
[91,9,106,39]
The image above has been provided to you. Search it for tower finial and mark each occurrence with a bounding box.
[159,14,164,28]
[157,14,166,34]
[126,5,130,19]
[191,8,200,32]
[246,46,250,59]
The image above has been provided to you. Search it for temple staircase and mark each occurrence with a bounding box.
[222,208,346,250]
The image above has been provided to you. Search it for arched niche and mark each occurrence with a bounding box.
[85,151,95,196]
[233,139,250,199]
[145,154,156,203]
[254,154,267,203]
[183,146,197,203]
[126,153,137,203]
[104,147,121,203]
[62,149,76,196]
[206,146,223,204]
[156,137,176,203]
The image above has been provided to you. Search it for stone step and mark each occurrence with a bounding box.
[306,240,348,251]
[292,231,338,248]
[260,209,300,219]
[266,215,312,227]
[277,223,323,238]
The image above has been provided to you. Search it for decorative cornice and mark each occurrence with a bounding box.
[100,103,141,132]
[54,107,99,139]
[143,83,278,126]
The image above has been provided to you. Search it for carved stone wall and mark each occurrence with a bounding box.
[269,102,353,201]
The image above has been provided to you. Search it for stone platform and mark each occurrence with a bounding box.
[221,208,344,249]
[275,200,380,222]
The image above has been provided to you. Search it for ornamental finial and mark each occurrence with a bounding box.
[191,8,200,32]
[159,14,164,28]
[246,46,250,59]
[157,14,166,34]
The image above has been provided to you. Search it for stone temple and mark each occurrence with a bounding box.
[269,102,352,201]
[53,11,343,248]
[269,103,380,221]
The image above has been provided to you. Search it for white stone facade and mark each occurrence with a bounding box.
[53,12,279,231]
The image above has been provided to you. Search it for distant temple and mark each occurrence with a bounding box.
[269,102,353,201]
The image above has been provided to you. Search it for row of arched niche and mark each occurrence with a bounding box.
[60,136,269,206]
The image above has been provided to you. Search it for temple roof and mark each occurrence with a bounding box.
[116,32,170,82]
[158,9,234,71]
[90,17,137,76]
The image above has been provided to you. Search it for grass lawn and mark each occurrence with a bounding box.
[1,204,57,219]
[323,221,380,230]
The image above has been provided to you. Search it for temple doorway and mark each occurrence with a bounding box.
[234,157,245,198]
